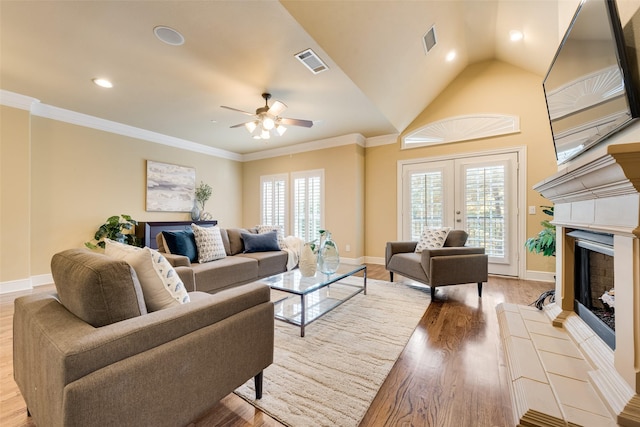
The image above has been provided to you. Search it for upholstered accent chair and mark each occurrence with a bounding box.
[13,248,274,427]
[385,230,488,299]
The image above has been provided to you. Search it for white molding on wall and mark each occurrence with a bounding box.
[522,270,556,283]
[402,114,520,149]
[1,89,377,163]
[0,274,53,295]
[242,133,366,162]
[365,133,398,147]
[0,90,39,110]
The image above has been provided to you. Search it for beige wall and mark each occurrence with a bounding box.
[2,112,243,279]
[365,60,557,274]
[1,106,31,282]
[242,139,365,259]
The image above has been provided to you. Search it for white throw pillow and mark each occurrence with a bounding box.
[191,224,226,263]
[105,240,190,311]
[255,224,284,249]
[415,227,451,253]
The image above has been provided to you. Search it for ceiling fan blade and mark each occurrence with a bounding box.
[280,117,314,128]
[268,100,287,117]
[230,121,253,128]
[221,105,255,116]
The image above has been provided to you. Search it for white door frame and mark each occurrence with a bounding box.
[396,146,527,278]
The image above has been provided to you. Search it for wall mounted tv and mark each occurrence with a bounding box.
[543,0,640,165]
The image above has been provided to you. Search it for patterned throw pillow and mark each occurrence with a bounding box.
[255,224,284,249]
[191,224,227,263]
[415,227,451,253]
[105,240,190,311]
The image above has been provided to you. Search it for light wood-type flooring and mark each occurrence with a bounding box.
[0,264,552,427]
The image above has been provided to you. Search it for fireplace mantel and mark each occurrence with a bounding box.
[535,143,640,238]
[498,143,640,426]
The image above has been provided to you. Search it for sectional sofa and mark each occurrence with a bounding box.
[156,226,290,294]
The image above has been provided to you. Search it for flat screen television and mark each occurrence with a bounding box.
[543,0,640,164]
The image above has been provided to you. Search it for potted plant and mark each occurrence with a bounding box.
[525,205,555,257]
[195,181,212,212]
[85,214,142,250]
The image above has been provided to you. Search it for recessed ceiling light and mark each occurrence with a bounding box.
[510,30,524,42]
[446,50,456,62]
[154,26,185,46]
[92,78,113,88]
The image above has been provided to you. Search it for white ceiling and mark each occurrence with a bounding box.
[0,0,570,155]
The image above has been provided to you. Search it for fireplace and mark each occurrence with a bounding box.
[498,142,640,426]
[570,229,615,349]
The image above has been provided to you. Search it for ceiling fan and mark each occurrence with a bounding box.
[221,93,313,140]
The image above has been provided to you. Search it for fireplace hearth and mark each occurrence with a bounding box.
[498,142,640,426]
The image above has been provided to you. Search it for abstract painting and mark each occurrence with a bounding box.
[146,160,195,212]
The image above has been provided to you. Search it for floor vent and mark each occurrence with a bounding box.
[295,48,329,74]
[423,26,437,54]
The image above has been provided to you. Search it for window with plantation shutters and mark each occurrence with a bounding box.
[292,170,324,243]
[409,170,445,240]
[463,164,506,258]
[260,174,287,231]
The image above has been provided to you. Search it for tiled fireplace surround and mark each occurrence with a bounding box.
[497,143,640,426]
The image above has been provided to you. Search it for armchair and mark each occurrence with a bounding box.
[385,230,488,299]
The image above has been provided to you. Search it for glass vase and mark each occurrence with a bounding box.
[190,200,201,221]
[318,231,339,275]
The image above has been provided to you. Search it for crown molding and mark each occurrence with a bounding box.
[2,89,373,162]
[242,133,366,162]
[366,133,398,147]
[0,90,39,110]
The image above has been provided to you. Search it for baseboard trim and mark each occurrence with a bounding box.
[364,256,384,265]
[523,270,556,283]
[0,274,53,295]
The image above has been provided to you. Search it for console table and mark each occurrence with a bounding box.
[136,220,217,249]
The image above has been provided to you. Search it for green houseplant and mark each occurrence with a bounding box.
[195,181,212,212]
[525,206,556,257]
[85,214,142,250]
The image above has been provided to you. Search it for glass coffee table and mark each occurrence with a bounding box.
[259,264,367,337]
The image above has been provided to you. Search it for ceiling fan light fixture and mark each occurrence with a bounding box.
[262,117,275,130]
[245,121,257,133]
[276,124,287,136]
[260,129,270,139]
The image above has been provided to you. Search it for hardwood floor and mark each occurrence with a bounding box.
[0,265,552,427]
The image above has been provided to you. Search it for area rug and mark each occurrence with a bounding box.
[234,277,430,427]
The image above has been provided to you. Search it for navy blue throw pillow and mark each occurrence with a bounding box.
[162,229,198,263]
[241,230,280,253]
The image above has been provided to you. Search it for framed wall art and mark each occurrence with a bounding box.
[146,160,195,212]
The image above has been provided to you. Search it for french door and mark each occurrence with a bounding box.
[401,152,519,276]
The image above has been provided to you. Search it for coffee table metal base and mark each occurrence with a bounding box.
[263,265,367,337]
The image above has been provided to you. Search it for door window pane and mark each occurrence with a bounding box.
[465,165,506,258]
[409,171,444,240]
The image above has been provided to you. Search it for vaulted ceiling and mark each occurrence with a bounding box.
[1,0,572,155]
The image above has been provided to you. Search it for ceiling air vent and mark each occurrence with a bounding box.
[423,25,437,54]
[295,48,329,74]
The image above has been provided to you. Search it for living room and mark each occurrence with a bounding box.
[3,1,640,426]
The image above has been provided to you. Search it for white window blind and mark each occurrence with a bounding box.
[260,174,287,231]
[464,165,506,258]
[292,170,324,243]
[409,171,444,240]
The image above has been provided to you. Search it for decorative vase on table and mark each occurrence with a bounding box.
[190,200,201,221]
[299,243,317,277]
[318,230,340,275]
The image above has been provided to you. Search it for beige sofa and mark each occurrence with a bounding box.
[13,248,274,427]
[157,227,289,294]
